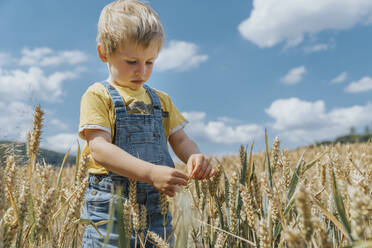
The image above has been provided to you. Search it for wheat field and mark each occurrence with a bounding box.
[0,105,371,248]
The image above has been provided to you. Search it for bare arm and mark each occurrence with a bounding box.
[85,129,188,196]
[169,129,200,164]
[169,129,214,179]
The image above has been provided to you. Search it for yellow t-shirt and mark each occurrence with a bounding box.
[78,82,187,174]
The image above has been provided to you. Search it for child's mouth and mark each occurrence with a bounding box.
[131,80,144,85]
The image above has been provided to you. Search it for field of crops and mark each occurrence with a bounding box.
[0,105,371,248]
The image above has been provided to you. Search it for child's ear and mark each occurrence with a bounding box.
[97,44,108,62]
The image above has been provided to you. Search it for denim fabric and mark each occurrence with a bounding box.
[82,81,175,248]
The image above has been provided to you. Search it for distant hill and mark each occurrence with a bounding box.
[0,140,76,167]
[314,133,372,146]
[1,131,371,166]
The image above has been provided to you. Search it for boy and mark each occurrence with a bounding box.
[78,0,214,247]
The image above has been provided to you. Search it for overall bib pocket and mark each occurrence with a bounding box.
[127,132,163,163]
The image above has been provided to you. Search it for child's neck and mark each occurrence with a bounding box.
[107,78,144,92]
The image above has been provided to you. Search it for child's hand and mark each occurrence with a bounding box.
[149,165,188,197]
[187,153,215,180]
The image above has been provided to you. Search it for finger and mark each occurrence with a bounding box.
[173,169,189,181]
[165,190,174,197]
[196,160,208,180]
[170,176,188,186]
[192,155,204,178]
[201,165,212,180]
[187,160,194,175]
[208,168,215,178]
[166,185,178,197]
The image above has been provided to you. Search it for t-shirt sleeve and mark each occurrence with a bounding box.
[168,100,188,136]
[159,91,188,137]
[78,85,112,140]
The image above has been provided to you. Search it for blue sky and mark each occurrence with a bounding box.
[1,0,372,156]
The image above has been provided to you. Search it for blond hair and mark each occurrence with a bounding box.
[97,0,164,56]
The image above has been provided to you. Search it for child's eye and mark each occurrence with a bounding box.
[126,60,137,65]
[146,61,153,65]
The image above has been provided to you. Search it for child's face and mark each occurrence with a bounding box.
[102,42,159,90]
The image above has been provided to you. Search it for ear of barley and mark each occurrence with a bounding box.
[348,186,371,240]
[28,104,44,181]
[160,192,168,217]
[26,130,32,159]
[30,104,44,156]
[271,137,280,172]
[238,145,249,187]
[239,184,256,230]
[76,153,89,185]
[239,145,245,167]
[139,204,147,246]
[214,231,226,248]
[209,164,222,196]
[14,182,30,247]
[123,199,132,240]
[17,182,30,224]
[140,204,147,231]
[295,185,313,242]
[199,179,208,211]
[132,203,140,234]
[229,172,238,235]
[2,220,18,248]
[284,228,306,248]
[251,172,261,211]
[34,187,56,243]
[148,231,170,248]
[281,150,291,190]
[58,179,89,247]
[4,156,16,202]
[39,165,50,196]
[0,173,4,214]
[129,178,137,206]
[259,218,270,248]
[70,179,89,219]
[262,178,279,222]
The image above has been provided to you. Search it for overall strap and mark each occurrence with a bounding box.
[143,84,162,118]
[100,81,127,114]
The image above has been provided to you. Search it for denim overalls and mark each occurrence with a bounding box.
[81,81,174,248]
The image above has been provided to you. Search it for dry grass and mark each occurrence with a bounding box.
[1,105,371,247]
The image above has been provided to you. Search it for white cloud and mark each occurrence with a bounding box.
[0,101,34,141]
[217,116,238,123]
[265,98,372,144]
[280,66,307,85]
[0,66,78,102]
[331,71,348,84]
[155,40,208,72]
[304,43,329,53]
[50,118,68,130]
[0,102,84,154]
[0,52,13,66]
[345,76,372,93]
[183,112,263,144]
[43,133,85,154]
[238,0,372,48]
[19,47,88,67]
[266,98,327,130]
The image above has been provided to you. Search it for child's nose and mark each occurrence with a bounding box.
[135,64,146,77]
